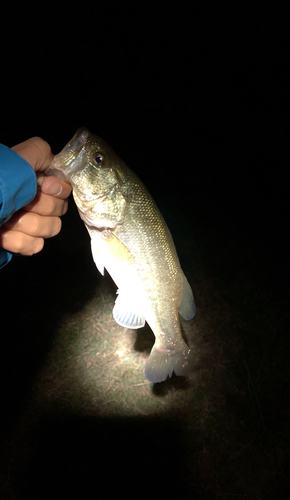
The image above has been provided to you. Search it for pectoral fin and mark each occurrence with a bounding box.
[100,230,133,264]
[179,274,196,320]
[113,291,145,329]
[88,228,133,278]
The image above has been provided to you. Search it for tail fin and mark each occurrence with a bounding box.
[145,343,194,383]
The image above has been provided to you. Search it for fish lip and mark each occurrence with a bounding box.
[44,164,71,182]
[62,127,89,153]
[45,128,90,179]
[46,139,89,179]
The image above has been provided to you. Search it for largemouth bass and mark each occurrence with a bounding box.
[46,128,196,382]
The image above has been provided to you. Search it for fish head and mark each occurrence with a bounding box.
[46,128,128,228]
[46,127,120,193]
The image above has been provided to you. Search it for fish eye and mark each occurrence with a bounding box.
[94,153,105,166]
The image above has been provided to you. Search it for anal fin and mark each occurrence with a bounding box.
[113,291,145,329]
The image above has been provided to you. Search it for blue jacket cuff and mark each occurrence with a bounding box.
[0,143,37,225]
[0,247,12,269]
[0,143,37,268]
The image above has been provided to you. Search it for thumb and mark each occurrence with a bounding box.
[12,137,54,172]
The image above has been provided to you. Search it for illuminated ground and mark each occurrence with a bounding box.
[0,183,288,499]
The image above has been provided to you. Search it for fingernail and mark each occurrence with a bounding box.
[45,180,63,196]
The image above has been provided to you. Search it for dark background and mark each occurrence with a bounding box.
[1,2,289,499]
[1,2,287,237]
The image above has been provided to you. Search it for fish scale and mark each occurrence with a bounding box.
[46,128,196,382]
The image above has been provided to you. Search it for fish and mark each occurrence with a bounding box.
[46,128,196,382]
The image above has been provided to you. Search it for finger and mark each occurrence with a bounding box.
[0,229,44,256]
[12,137,54,172]
[2,210,62,238]
[36,173,72,199]
[23,190,69,217]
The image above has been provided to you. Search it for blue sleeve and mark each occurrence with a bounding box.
[0,143,37,269]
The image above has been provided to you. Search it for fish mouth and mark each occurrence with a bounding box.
[45,128,90,179]
[62,127,89,153]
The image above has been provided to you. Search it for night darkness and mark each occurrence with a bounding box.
[0,2,289,499]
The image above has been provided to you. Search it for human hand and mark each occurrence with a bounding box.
[0,137,72,256]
